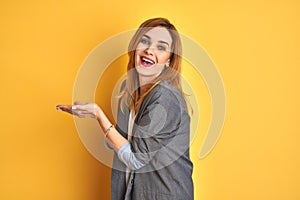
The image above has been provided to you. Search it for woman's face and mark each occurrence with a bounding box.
[135,27,173,83]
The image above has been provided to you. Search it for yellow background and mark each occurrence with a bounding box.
[1,0,299,199]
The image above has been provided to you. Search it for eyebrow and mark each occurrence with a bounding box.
[143,34,170,47]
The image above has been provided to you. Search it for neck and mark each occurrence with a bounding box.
[138,75,155,96]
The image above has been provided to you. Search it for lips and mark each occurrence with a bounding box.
[140,56,155,67]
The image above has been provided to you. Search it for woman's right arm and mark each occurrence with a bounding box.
[95,105,128,152]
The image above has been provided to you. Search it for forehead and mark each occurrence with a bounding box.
[143,27,172,44]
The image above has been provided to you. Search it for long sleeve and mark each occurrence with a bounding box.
[130,83,191,173]
[117,141,145,170]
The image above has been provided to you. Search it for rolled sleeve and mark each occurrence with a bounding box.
[104,139,114,150]
[117,142,145,171]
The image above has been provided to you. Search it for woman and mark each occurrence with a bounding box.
[57,17,194,200]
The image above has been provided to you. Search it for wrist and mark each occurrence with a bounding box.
[104,124,114,138]
[95,107,112,133]
[95,106,103,122]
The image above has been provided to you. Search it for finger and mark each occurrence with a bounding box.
[63,105,72,110]
[72,109,86,118]
[70,109,94,117]
[56,105,64,110]
[75,112,87,118]
[77,113,95,118]
[79,111,96,117]
[56,105,71,111]
[72,104,88,111]
[74,101,87,105]
[56,106,62,111]
[56,105,74,115]
[71,104,83,110]
[60,107,95,119]
[72,110,89,117]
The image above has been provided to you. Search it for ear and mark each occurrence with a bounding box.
[166,59,170,67]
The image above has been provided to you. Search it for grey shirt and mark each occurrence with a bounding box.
[111,80,194,200]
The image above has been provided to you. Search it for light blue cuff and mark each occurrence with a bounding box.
[117,142,145,170]
[104,139,114,150]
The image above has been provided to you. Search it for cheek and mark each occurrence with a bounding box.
[158,53,171,64]
[135,43,145,51]
[135,50,141,60]
[135,49,143,59]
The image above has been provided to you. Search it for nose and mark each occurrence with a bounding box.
[145,48,153,55]
[144,45,154,55]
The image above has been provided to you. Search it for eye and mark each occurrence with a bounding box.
[157,45,166,51]
[140,38,150,45]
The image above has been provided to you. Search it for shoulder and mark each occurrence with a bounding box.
[147,81,187,110]
[136,81,189,123]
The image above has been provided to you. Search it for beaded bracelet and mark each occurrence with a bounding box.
[104,124,114,138]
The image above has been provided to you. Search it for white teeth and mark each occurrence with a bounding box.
[142,57,154,64]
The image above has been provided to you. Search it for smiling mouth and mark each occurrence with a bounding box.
[140,56,155,67]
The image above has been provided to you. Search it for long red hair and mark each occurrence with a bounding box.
[120,17,186,113]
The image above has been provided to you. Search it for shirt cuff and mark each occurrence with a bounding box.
[104,139,114,150]
[117,141,145,170]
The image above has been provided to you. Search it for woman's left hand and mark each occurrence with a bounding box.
[56,101,100,118]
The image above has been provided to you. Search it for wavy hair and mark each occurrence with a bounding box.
[120,17,186,113]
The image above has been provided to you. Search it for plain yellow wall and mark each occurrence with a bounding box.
[1,0,300,200]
